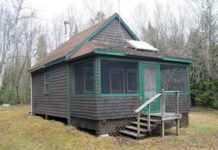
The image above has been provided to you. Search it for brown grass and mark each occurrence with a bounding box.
[0,105,217,150]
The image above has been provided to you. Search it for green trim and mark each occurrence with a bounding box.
[98,56,139,63]
[44,57,65,68]
[97,56,190,97]
[159,62,190,95]
[163,56,193,64]
[65,13,139,59]
[116,13,139,40]
[94,49,126,56]
[98,58,102,96]
[100,93,140,97]
[98,57,140,97]
[44,72,50,96]
[67,64,71,121]
[140,63,161,113]
[71,94,96,98]
[70,59,96,98]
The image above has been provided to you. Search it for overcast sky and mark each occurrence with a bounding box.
[25,0,187,26]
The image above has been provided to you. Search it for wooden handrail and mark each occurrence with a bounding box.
[165,91,180,93]
[135,89,180,137]
[135,93,161,113]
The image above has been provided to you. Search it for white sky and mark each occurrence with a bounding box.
[25,0,186,26]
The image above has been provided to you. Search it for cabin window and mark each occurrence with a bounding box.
[101,60,138,94]
[160,65,187,93]
[44,72,50,95]
[72,60,94,94]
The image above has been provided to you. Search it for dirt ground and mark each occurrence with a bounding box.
[0,105,217,150]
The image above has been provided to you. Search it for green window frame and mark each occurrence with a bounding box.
[98,57,140,97]
[98,57,190,97]
[159,62,190,95]
[44,72,50,95]
[70,59,96,98]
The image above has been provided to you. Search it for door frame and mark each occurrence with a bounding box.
[139,62,161,114]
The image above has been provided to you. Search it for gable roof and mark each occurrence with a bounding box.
[30,13,139,72]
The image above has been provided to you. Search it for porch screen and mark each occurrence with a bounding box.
[160,65,187,93]
[72,60,94,94]
[101,60,138,94]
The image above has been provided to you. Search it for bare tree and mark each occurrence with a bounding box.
[84,0,113,24]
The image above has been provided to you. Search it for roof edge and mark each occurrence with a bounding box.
[65,13,139,60]
[163,56,193,64]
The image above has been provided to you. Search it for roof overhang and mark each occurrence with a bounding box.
[163,56,193,64]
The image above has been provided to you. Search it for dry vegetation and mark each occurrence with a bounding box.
[0,105,217,150]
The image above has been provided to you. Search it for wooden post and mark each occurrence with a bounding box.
[148,104,150,130]
[176,92,179,114]
[137,112,141,136]
[161,121,165,137]
[161,89,165,116]
[176,119,180,136]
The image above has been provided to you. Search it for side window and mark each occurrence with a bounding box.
[72,60,95,95]
[44,72,50,95]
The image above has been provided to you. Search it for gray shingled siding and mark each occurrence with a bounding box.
[32,63,68,118]
[90,18,134,45]
[165,95,191,113]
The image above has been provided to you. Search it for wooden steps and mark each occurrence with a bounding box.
[125,125,149,133]
[119,112,182,139]
[119,130,145,138]
[140,118,160,123]
[131,121,155,127]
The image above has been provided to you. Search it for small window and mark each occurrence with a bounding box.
[44,73,50,95]
[127,69,138,93]
[110,69,124,94]
[72,60,94,95]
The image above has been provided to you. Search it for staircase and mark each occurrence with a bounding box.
[120,113,182,138]
[119,90,182,139]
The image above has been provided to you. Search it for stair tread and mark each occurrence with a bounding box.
[125,125,149,133]
[119,130,145,138]
[131,121,155,127]
[140,118,161,122]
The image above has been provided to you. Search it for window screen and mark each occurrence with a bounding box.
[44,73,50,94]
[161,65,187,92]
[101,60,138,94]
[72,61,94,94]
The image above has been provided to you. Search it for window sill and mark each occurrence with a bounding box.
[165,92,190,96]
[100,93,140,97]
[71,94,96,98]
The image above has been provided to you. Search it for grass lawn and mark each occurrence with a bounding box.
[0,105,217,150]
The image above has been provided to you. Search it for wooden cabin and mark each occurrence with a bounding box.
[30,13,193,138]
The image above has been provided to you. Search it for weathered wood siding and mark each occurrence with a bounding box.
[32,63,68,118]
[165,95,191,113]
[90,18,134,45]
[70,97,141,120]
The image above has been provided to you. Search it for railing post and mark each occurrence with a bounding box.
[137,112,141,136]
[176,91,179,114]
[148,104,150,130]
[161,89,165,137]
[161,89,165,116]
[176,91,180,136]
